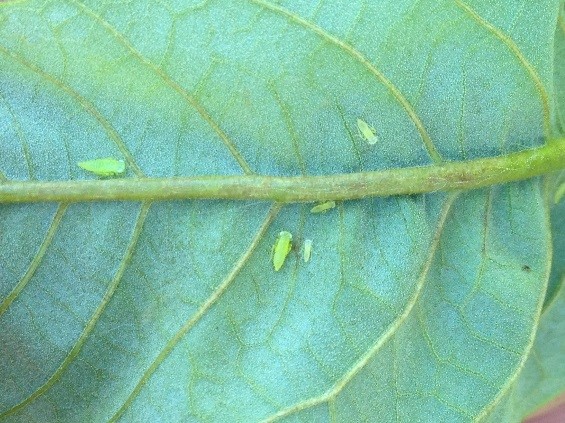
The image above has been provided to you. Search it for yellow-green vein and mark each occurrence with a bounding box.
[0,204,69,317]
[247,0,442,164]
[267,80,307,175]
[0,91,36,179]
[415,302,501,391]
[0,202,151,419]
[0,46,144,178]
[261,193,459,422]
[455,0,553,140]
[476,183,553,421]
[70,0,254,175]
[108,203,282,422]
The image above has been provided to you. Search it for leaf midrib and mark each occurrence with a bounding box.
[1,139,564,204]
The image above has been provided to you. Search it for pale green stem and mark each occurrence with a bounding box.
[1,139,564,204]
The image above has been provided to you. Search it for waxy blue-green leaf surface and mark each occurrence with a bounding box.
[0,0,563,422]
[485,191,565,421]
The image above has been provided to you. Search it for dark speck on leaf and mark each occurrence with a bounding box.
[522,265,531,272]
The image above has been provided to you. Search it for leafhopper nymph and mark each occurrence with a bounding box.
[303,239,312,263]
[77,158,126,177]
[356,118,378,145]
[310,201,336,214]
[272,231,292,271]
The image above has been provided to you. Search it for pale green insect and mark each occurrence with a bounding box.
[77,158,126,177]
[272,231,292,271]
[555,182,565,204]
[310,200,336,213]
[303,239,312,263]
[356,118,378,145]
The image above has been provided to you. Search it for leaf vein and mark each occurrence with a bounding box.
[0,202,151,419]
[454,0,553,140]
[0,45,145,178]
[108,203,282,422]
[267,80,307,175]
[0,203,68,318]
[247,0,443,164]
[476,183,552,420]
[261,192,459,422]
[0,91,38,180]
[70,0,254,175]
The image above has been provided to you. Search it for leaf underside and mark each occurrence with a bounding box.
[0,1,564,422]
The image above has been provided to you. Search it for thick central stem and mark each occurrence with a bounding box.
[1,139,564,204]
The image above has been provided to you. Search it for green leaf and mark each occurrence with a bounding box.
[544,5,565,308]
[486,196,565,421]
[484,276,565,423]
[0,1,563,422]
